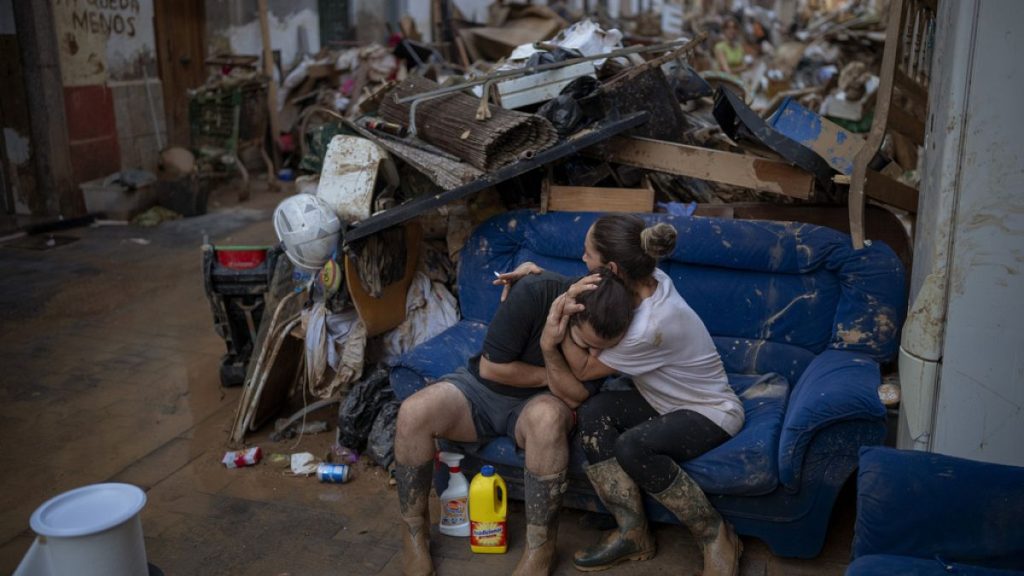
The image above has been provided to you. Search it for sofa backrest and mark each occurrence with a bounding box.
[458,210,906,382]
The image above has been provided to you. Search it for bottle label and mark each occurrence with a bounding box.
[471,520,507,547]
[441,497,468,526]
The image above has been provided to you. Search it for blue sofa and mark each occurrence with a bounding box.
[390,209,907,558]
[848,447,1024,575]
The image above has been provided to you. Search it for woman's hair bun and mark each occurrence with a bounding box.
[640,223,677,259]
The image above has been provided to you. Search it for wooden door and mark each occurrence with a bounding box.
[154,0,207,148]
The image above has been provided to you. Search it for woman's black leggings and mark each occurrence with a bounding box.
[577,390,732,494]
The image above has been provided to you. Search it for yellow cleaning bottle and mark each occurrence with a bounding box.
[469,465,507,553]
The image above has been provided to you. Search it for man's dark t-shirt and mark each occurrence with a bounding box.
[467,271,573,397]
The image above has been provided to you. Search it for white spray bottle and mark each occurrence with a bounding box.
[437,452,470,537]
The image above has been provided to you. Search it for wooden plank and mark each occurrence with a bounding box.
[586,136,815,199]
[849,0,904,249]
[887,106,926,145]
[894,66,930,104]
[865,169,919,212]
[548,184,654,213]
[258,0,281,171]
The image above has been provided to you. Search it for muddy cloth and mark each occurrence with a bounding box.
[578,390,731,494]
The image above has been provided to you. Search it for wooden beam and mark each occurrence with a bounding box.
[586,136,815,199]
[548,183,655,213]
[865,170,919,213]
[258,0,281,173]
[888,106,926,145]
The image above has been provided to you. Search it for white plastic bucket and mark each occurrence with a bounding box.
[14,483,149,576]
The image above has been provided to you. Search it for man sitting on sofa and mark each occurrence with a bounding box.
[394,269,633,576]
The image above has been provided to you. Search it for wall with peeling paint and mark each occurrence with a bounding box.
[50,0,166,182]
[206,0,321,73]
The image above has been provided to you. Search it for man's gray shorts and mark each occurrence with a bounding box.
[442,366,547,443]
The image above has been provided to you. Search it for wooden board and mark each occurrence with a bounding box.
[865,169,919,212]
[548,184,654,213]
[587,136,815,199]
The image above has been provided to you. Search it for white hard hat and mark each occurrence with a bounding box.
[273,193,341,272]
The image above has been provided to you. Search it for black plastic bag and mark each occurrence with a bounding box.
[537,76,603,136]
[368,399,401,469]
[336,367,393,452]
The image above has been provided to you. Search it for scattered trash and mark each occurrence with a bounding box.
[125,238,151,246]
[330,444,360,465]
[132,206,182,227]
[273,419,329,440]
[337,368,392,453]
[223,447,262,468]
[290,452,319,476]
[316,462,351,484]
[266,453,292,468]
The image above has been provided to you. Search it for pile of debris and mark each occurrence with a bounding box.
[221,0,933,478]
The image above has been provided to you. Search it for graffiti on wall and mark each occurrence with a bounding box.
[53,0,156,86]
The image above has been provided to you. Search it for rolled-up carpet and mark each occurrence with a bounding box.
[378,75,558,172]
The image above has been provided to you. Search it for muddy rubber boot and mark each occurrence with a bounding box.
[573,459,656,571]
[650,467,742,576]
[395,462,436,576]
[512,469,568,576]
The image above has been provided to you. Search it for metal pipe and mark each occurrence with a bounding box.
[393,34,707,105]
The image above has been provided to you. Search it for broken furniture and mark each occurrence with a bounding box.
[390,209,907,558]
[202,244,282,387]
[341,111,650,244]
[847,447,1024,575]
[188,76,274,200]
[848,0,936,249]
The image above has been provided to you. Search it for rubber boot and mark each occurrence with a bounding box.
[395,461,436,576]
[512,469,567,576]
[573,459,656,571]
[650,467,742,576]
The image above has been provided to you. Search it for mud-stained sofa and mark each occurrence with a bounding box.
[390,209,907,558]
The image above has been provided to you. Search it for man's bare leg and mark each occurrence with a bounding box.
[512,395,574,576]
[394,382,478,576]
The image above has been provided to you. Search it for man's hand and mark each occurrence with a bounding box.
[541,293,588,351]
[567,273,602,301]
[493,261,543,302]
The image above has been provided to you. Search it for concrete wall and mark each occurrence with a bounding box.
[206,0,321,73]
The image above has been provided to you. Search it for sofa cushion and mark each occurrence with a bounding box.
[442,372,789,497]
[846,555,1024,576]
[854,447,1024,570]
[778,350,886,489]
[682,372,789,495]
[389,320,488,401]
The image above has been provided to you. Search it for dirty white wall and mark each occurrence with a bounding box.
[913,0,1024,467]
[206,0,321,73]
[51,0,166,173]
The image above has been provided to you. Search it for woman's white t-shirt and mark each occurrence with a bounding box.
[598,269,745,436]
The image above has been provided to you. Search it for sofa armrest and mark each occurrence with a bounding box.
[389,321,488,400]
[778,349,885,489]
[853,447,1024,570]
